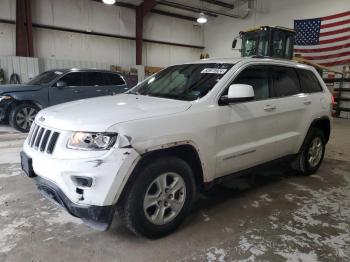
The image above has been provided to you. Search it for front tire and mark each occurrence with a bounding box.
[9,103,39,132]
[292,127,326,176]
[121,156,195,239]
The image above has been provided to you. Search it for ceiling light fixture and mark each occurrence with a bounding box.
[102,0,116,5]
[197,12,208,24]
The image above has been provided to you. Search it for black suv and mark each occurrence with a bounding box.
[0,69,129,132]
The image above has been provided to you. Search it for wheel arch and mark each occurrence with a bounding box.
[117,143,205,206]
[308,116,331,144]
[8,100,42,132]
[9,99,43,110]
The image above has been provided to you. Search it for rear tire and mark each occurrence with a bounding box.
[292,127,326,176]
[120,156,195,239]
[9,103,39,133]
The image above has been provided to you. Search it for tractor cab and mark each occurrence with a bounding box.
[232,26,295,60]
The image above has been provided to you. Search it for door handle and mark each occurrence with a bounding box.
[96,89,103,92]
[303,99,312,105]
[264,105,276,112]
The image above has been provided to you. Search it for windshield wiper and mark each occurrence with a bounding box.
[128,91,141,95]
[147,93,193,101]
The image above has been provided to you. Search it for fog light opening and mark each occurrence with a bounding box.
[71,176,93,188]
[76,187,85,201]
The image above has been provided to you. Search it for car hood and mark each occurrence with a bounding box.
[36,94,192,131]
[0,84,43,94]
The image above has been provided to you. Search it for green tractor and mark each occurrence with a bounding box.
[231,25,342,75]
[232,25,344,116]
[232,26,296,60]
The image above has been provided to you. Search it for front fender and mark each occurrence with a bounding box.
[9,89,49,108]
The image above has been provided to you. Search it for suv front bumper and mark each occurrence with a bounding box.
[22,132,140,228]
[0,99,13,122]
[34,175,116,230]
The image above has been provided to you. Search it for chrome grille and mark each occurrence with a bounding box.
[28,123,60,154]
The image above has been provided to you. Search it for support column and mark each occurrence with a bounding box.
[135,0,156,65]
[15,0,34,57]
[25,0,34,57]
[16,0,27,56]
[136,7,143,65]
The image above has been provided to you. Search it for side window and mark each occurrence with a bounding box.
[271,66,301,97]
[272,31,285,58]
[232,65,270,100]
[297,69,323,93]
[84,72,104,86]
[104,73,125,86]
[58,72,84,86]
[285,35,294,58]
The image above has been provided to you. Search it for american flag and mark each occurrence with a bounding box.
[294,11,350,67]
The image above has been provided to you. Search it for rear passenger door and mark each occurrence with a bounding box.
[102,73,129,95]
[297,68,324,106]
[296,68,326,145]
[269,65,308,156]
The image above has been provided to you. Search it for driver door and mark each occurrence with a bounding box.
[49,72,87,105]
[215,64,281,177]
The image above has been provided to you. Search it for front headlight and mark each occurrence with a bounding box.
[67,132,118,151]
[0,95,12,102]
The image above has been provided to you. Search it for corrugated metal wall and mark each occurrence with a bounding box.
[39,58,110,72]
[0,56,39,84]
[0,56,111,84]
[0,56,145,85]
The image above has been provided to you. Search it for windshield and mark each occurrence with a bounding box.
[27,71,63,85]
[130,63,233,101]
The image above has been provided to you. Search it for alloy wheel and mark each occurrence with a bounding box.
[307,137,323,168]
[143,172,186,225]
[16,107,38,131]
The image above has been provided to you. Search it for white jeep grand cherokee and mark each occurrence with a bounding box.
[21,58,332,238]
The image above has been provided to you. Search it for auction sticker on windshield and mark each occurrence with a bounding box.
[201,68,228,74]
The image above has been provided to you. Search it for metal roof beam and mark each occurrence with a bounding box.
[200,0,234,9]
[157,0,244,19]
[157,0,218,17]
[151,9,197,21]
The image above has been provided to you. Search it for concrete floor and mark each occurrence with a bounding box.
[0,119,349,262]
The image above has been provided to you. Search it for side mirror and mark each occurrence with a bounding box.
[232,39,237,49]
[219,84,255,105]
[56,81,67,89]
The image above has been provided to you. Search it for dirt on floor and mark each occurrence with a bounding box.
[0,119,349,262]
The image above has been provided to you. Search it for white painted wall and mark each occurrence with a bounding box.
[0,23,15,56]
[32,27,137,66]
[204,0,350,58]
[0,0,203,67]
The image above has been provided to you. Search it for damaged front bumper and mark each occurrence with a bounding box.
[0,107,5,122]
[22,132,140,230]
[0,98,13,122]
[34,175,116,230]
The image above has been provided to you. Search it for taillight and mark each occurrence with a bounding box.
[331,95,335,116]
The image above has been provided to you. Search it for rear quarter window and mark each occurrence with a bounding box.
[297,69,323,93]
